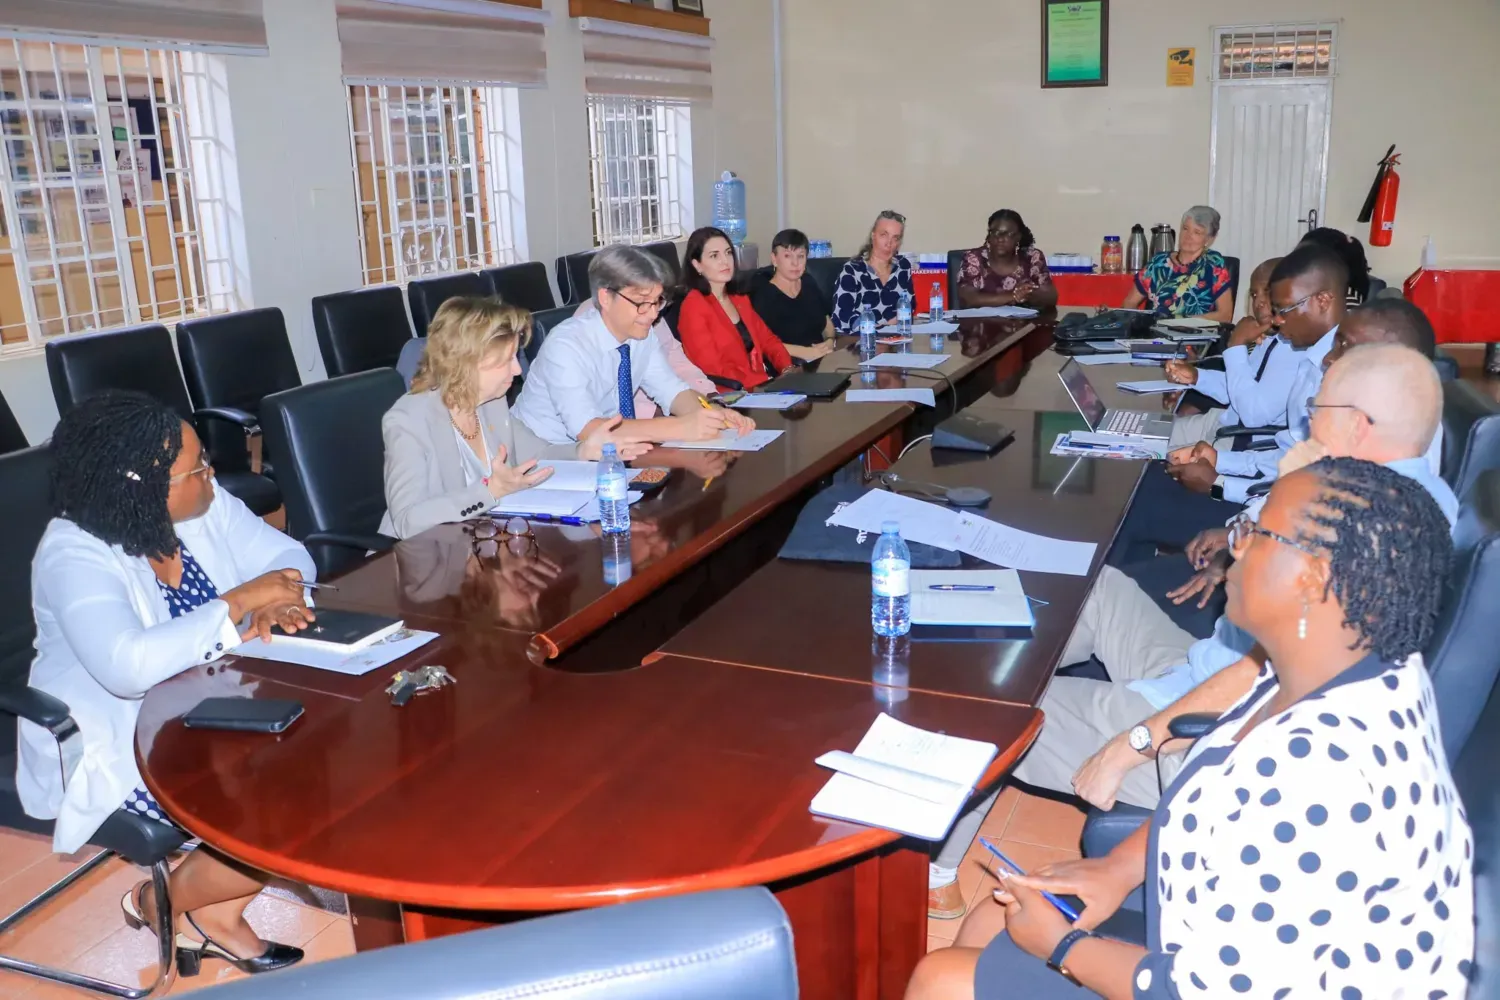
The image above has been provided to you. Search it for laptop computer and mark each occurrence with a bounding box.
[754,369,852,398]
[1056,358,1173,441]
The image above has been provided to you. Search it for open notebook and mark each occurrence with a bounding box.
[810,713,998,840]
[492,460,642,518]
[909,570,1033,627]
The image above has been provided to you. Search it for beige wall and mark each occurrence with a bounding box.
[781,0,1500,283]
[699,0,780,252]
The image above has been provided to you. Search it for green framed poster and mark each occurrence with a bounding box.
[1041,0,1109,88]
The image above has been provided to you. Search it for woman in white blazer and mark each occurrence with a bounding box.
[20,392,314,977]
[379,297,651,539]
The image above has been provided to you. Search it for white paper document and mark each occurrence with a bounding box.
[910,569,1033,627]
[234,628,439,676]
[1051,432,1165,461]
[953,512,1097,577]
[825,489,961,551]
[858,353,950,370]
[1157,317,1222,329]
[523,460,641,493]
[1071,353,1130,366]
[1116,380,1181,394]
[943,306,1039,319]
[731,393,807,410]
[809,713,998,840]
[660,428,785,452]
[908,319,958,334]
[846,388,936,407]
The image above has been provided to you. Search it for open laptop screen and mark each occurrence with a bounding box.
[1057,359,1105,430]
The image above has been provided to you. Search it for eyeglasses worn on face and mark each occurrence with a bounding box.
[1228,515,1326,558]
[613,290,666,315]
[1306,397,1375,424]
[168,459,212,484]
[1270,292,1319,318]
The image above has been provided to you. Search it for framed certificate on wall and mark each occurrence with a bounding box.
[1041,0,1109,88]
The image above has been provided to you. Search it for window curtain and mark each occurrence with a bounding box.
[336,0,547,88]
[0,0,268,54]
[580,20,712,103]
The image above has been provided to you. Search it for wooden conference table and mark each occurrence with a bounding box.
[136,316,1153,999]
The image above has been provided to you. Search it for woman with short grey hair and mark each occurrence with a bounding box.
[1123,205,1234,320]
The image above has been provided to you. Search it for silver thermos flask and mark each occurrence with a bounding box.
[1149,224,1177,258]
[1126,225,1148,272]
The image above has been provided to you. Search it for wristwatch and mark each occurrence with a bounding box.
[1048,928,1094,986]
[1210,480,1225,501]
[1128,723,1154,755]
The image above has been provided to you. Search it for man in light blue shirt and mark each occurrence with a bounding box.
[514,245,754,446]
[1008,342,1451,811]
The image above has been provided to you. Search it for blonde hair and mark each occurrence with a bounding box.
[857,209,906,260]
[410,297,531,412]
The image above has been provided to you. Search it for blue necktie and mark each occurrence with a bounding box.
[616,343,636,420]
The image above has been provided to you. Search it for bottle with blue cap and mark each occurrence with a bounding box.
[871,520,911,637]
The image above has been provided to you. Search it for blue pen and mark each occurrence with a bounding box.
[927,584,995,592]
[977,837,1083,921]
[496,512,587,526]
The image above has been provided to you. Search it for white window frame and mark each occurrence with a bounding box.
[0,37,235,355]
[586,94,692,247]
[345,82,526,287]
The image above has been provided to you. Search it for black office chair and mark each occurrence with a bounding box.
[177,308,301,481]
[311,286,414,378]
[1366,276,1390,299]
[1080,467,1500,879]
[1449,650,1500,1000]
[482,261,556,314]
[945,249,965,308]
[556,249,601,307]
[0,388,27,455]
[1433,347,1459,382]
[1223,255,1241,309]
[45,325,280,516]
[527,304,575,367]
[1441,379,1500,501]
[804,256,849,313]
[0,443,183,997]
[406,272,491,338]
[642,240,682,284]
[260,369,403,578]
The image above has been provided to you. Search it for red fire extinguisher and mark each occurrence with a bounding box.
[1358,145,1401,247]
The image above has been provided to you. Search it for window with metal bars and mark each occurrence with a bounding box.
[1215,24,1337,81]
[0,39,232,353]
[586,95,692,247]
[346,83,524,286]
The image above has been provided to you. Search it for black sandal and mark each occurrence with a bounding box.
[173,912,304,977]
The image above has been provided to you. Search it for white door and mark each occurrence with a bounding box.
[1209,81,1332,315]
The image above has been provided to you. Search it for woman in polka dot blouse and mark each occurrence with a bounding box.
[831,210,914,333]
[908,458,1474,1000]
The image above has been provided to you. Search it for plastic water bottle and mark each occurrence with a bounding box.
[858,306,877,351]
[601,532,632,586]
[896,290,913,335]
[871,520,911,637]
[712,170,747,246]
[929,285,945,323]
[596,443,630,535]
[872,634,911,710]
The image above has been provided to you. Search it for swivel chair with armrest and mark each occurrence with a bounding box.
[0,444,183,997]
[1080,468,1500,889]
[259,369,404,578]
[311,286,414,378]
[198,888,797,1000]
[1441,379,1500,501]
[45,324,280,516]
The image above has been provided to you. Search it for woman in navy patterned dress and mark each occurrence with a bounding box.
[19,393,316,977]
[832,210,914,332]
[907,459,1473,999]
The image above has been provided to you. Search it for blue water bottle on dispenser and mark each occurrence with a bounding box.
[712,171,746,246]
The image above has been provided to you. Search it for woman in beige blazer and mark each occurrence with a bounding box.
[380,297,649,539]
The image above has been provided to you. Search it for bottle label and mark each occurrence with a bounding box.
[872,559,910,598]
[598,474,627,501]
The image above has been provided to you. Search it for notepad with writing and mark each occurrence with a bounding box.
[909,570,1034,627]
[809,713,998,840]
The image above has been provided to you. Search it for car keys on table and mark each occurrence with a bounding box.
[386,665,455,706]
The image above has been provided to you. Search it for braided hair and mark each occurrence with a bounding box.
[1294,457,1451,662]
[986,209,1036,249]
[51,391,184,560]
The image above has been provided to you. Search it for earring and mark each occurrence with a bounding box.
[1298,597,1309,640]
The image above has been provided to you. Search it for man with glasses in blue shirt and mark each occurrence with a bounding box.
[515,245,755,446]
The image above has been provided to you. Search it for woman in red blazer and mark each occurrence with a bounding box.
[676,227,794,391]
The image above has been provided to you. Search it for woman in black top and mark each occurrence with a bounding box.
[751,229,836,362]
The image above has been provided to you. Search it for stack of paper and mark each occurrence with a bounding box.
[910,569,1033,627]
[1051,432,1166,462]
[493,460,644,518]
[846,388,936,406]
[660,428,785,452]
[944,306,1039,319]
[732,393,806,410]
[909,319,959,334]
[235,628,439,677]
[1116,380,1181,394]
[858,353,950,370]
[810,713,998,840]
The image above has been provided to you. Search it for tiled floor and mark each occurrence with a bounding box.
[926,785,1088,954]
[0,785,1082,993]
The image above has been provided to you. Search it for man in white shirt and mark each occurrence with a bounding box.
[514,245,753,445]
